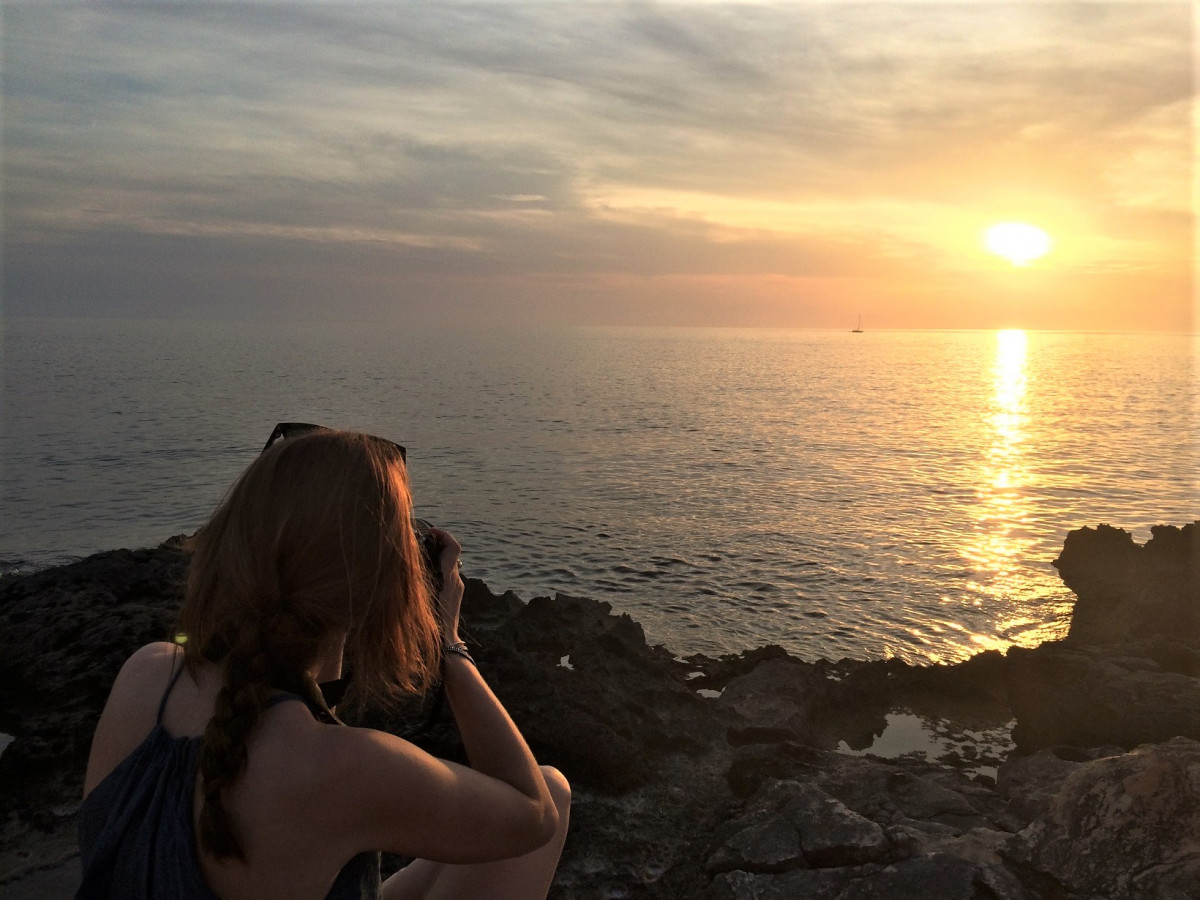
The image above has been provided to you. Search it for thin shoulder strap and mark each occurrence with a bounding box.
[156,647,187,725]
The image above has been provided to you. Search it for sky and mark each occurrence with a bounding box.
[2,1,1194,331]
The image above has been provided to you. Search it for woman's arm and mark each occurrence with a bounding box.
[319,531,558,864]
[435,530,555,822]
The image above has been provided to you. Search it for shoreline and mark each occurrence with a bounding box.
[1,522,1198,897]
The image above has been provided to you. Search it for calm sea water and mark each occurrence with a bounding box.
[3,318,1196,663]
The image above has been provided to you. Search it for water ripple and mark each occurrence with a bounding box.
[3,321,1196,663]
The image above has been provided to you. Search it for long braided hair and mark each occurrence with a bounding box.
[178,429,442,860]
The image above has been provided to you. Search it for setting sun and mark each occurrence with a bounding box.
[984,223,1052,267]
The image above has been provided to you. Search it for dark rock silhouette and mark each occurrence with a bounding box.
[1006,521,1200,755]
[2,520,1198,897]
[1006,642,1200,752]
[1055,522,1200,646]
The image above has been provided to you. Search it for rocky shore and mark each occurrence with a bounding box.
[1,522,1197,899]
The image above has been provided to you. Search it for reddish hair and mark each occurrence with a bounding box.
[177,429,442,859]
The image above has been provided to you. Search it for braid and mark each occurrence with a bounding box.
[196,604,327,859]
[197,626,273,860]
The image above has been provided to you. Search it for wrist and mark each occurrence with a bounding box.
[444,640,476,667]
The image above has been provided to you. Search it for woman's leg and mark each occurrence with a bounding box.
[383,766,571,900]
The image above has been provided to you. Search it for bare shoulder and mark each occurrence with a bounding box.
[120,640,181,678]
[257,721,430,854]
[83,641,183,796]
[108,641,183,710]
[225,706,409,855]
[255,715,417,803]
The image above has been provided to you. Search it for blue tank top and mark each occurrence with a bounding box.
[76,664,381,899]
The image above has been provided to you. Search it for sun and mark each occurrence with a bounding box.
[983,222,1052,267]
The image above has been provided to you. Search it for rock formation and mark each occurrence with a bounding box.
[1006,737,1200,899]
[1055,522,1199,647]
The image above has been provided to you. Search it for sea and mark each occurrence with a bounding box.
[3,318,1197,665]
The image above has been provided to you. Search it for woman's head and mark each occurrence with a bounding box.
[181,427,442,705]
[180,428,443,858]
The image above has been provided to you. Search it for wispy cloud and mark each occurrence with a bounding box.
[3,2,1191,328]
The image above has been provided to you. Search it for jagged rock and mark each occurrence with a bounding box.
[895,649,1009,704]
[683,645,792,693]
[815,757,995,834]
[1005,642,1200,752]
[506,591,647,657]
[725,741,827,798]
[458,576,525,627]
[705,852,1010,900]
[1054,522,1200,647]
[782,782,889,868]
[717,658,822,745]
[996,745,1125,822]
[907,826,1010,866]
[709,779,890,874]
[0,539,189,809]
[1115,635,1200,677]
[1007,737,1200,899]
[705,814,806,875]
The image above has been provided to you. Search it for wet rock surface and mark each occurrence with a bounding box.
[1,520,1197,898]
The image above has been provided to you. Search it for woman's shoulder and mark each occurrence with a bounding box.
[119,640,181,677]
[107,642,182,715]
[109,642,184,713]
[234,702,412,855]
[248,714,429,809]
[247,706,392,797]
[83,642,184,796]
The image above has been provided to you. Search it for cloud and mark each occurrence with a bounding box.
[3,2,1192,329]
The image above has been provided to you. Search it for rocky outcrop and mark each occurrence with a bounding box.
[3,521,1200,898]
[1054,522,1199,647]
[700,746,1030,899]
[996,745,1118,823]
[1005,521,1200,755]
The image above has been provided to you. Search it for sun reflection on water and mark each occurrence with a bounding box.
[963,329,1043,651]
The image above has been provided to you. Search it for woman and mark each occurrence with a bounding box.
[78,426,570,899]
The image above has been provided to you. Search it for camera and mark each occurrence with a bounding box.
[412,517,443,592]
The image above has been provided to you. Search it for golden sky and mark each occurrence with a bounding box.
[3,2,1194,330]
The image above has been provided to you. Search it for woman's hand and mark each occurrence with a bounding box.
[430,528,463,643]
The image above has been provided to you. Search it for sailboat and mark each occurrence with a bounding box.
[851,315,864,333]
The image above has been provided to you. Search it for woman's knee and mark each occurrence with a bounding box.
[540,766,571,816]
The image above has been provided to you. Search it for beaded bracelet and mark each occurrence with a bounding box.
[444,641,476,666]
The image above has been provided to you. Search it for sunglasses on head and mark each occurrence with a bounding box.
[262,422,407,464]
